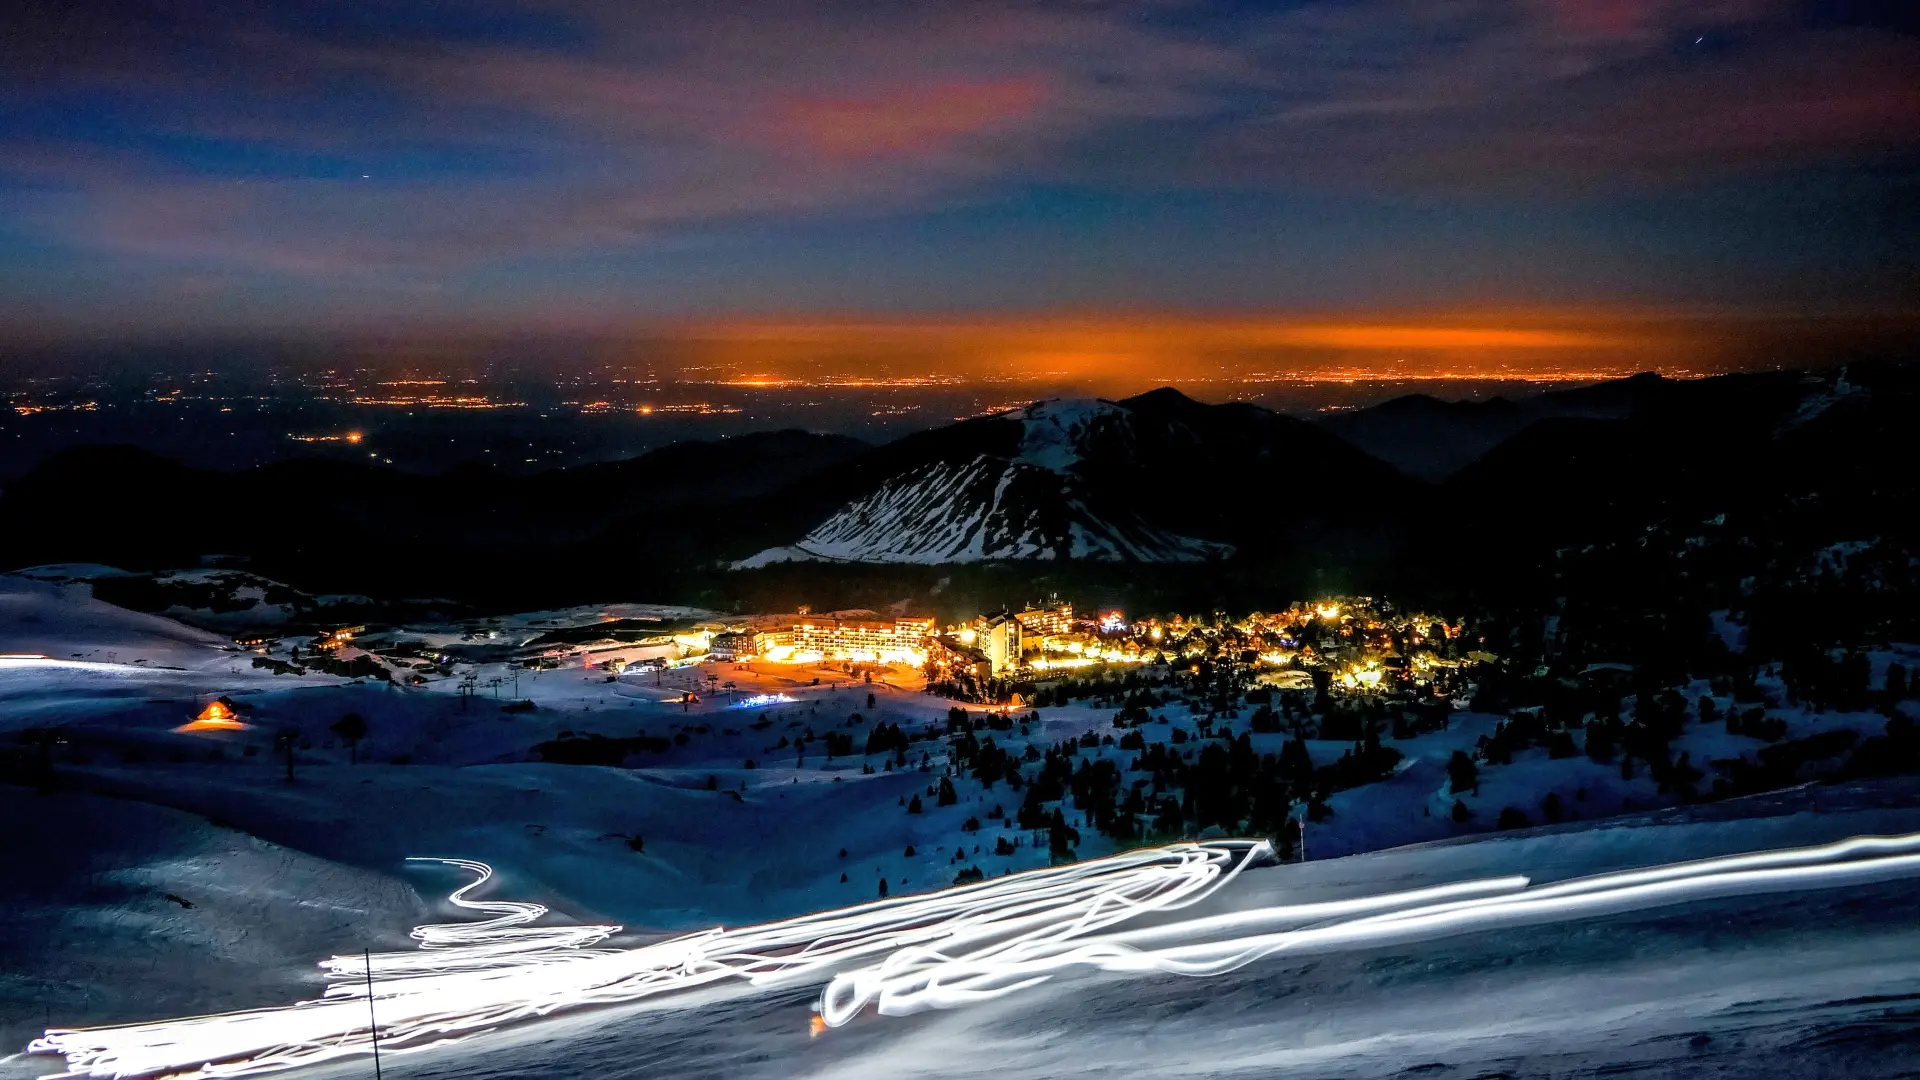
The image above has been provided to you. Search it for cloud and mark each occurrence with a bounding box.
[1195,0,1920,192]
[0,0,1916,298]
[757,78,1054,162]
[0,1,1250,275]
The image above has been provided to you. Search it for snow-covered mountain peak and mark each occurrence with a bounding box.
[737,387,1389,567]
[734,450,1230,567]
[1013,398,1125,472]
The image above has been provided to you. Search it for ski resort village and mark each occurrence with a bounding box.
[5,567,1918,891]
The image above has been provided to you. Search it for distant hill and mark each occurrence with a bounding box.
[1420,364,1920,588]
[1317,372,1672,480]
[0,430,869,607]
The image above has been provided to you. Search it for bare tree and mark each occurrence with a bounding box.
[275,728,301,783]
[330,713,368,765]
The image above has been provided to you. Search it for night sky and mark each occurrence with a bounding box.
[4,0,1918,359]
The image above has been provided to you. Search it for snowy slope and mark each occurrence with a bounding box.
[17,786,1919,1080]
[739,400,1231,566]
[1011,398,1126,471]
[0,786,427,1053]
[0,576,237,670]
[744,454,1227,565]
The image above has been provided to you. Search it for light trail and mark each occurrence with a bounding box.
[818,832,1920,1023]
[350,858,618,971]
[29,833,1920,1079]
[30,843,1269,1079]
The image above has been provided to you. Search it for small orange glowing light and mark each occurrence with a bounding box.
[638,405,654,415]
[346,431,363,444]
[809,1015,827,1038]
[178,698,248,732]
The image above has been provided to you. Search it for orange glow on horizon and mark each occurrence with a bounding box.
[626,310,1711,387]
[671,313,1635,349]
[305,306,1910,392]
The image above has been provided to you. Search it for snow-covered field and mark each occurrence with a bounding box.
[4,574,1919,1077]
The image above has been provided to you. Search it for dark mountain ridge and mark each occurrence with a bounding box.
[1320,371,1698,480]
[2,362,1911,615]
[0,430,869,605]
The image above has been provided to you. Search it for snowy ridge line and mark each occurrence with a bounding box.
[817,831,1920,1024]
[28,843,1269,1079]
[30,834,1920,1079]
[0,656,175,674]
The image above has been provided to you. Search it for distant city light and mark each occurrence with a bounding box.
[288,431,366,444]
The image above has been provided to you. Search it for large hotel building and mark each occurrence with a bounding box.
[1014,602,1073,637]
[752,616,936,665]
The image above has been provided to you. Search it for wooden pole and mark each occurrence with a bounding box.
[364,949,383,1079]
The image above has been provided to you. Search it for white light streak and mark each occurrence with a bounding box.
[29,833,1920,1079]
[31,844,1269,1079]
[818,832,1920,1023]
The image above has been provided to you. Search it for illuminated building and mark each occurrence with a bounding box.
[751,628,794,656]
[583,630,714,670]
[312,626,364,651]
[1338,663,1385,690]
[758,616,935,665]
[1035,633,1091,655]
[927,635,992,683]
[983,615,1022,675]
[1014,602,1073,637]
[708,632,750,661]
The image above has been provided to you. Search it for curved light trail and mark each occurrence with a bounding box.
[29,833,1920,1079]
[818,832,1920,1023]
[31,843,1268,1078]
